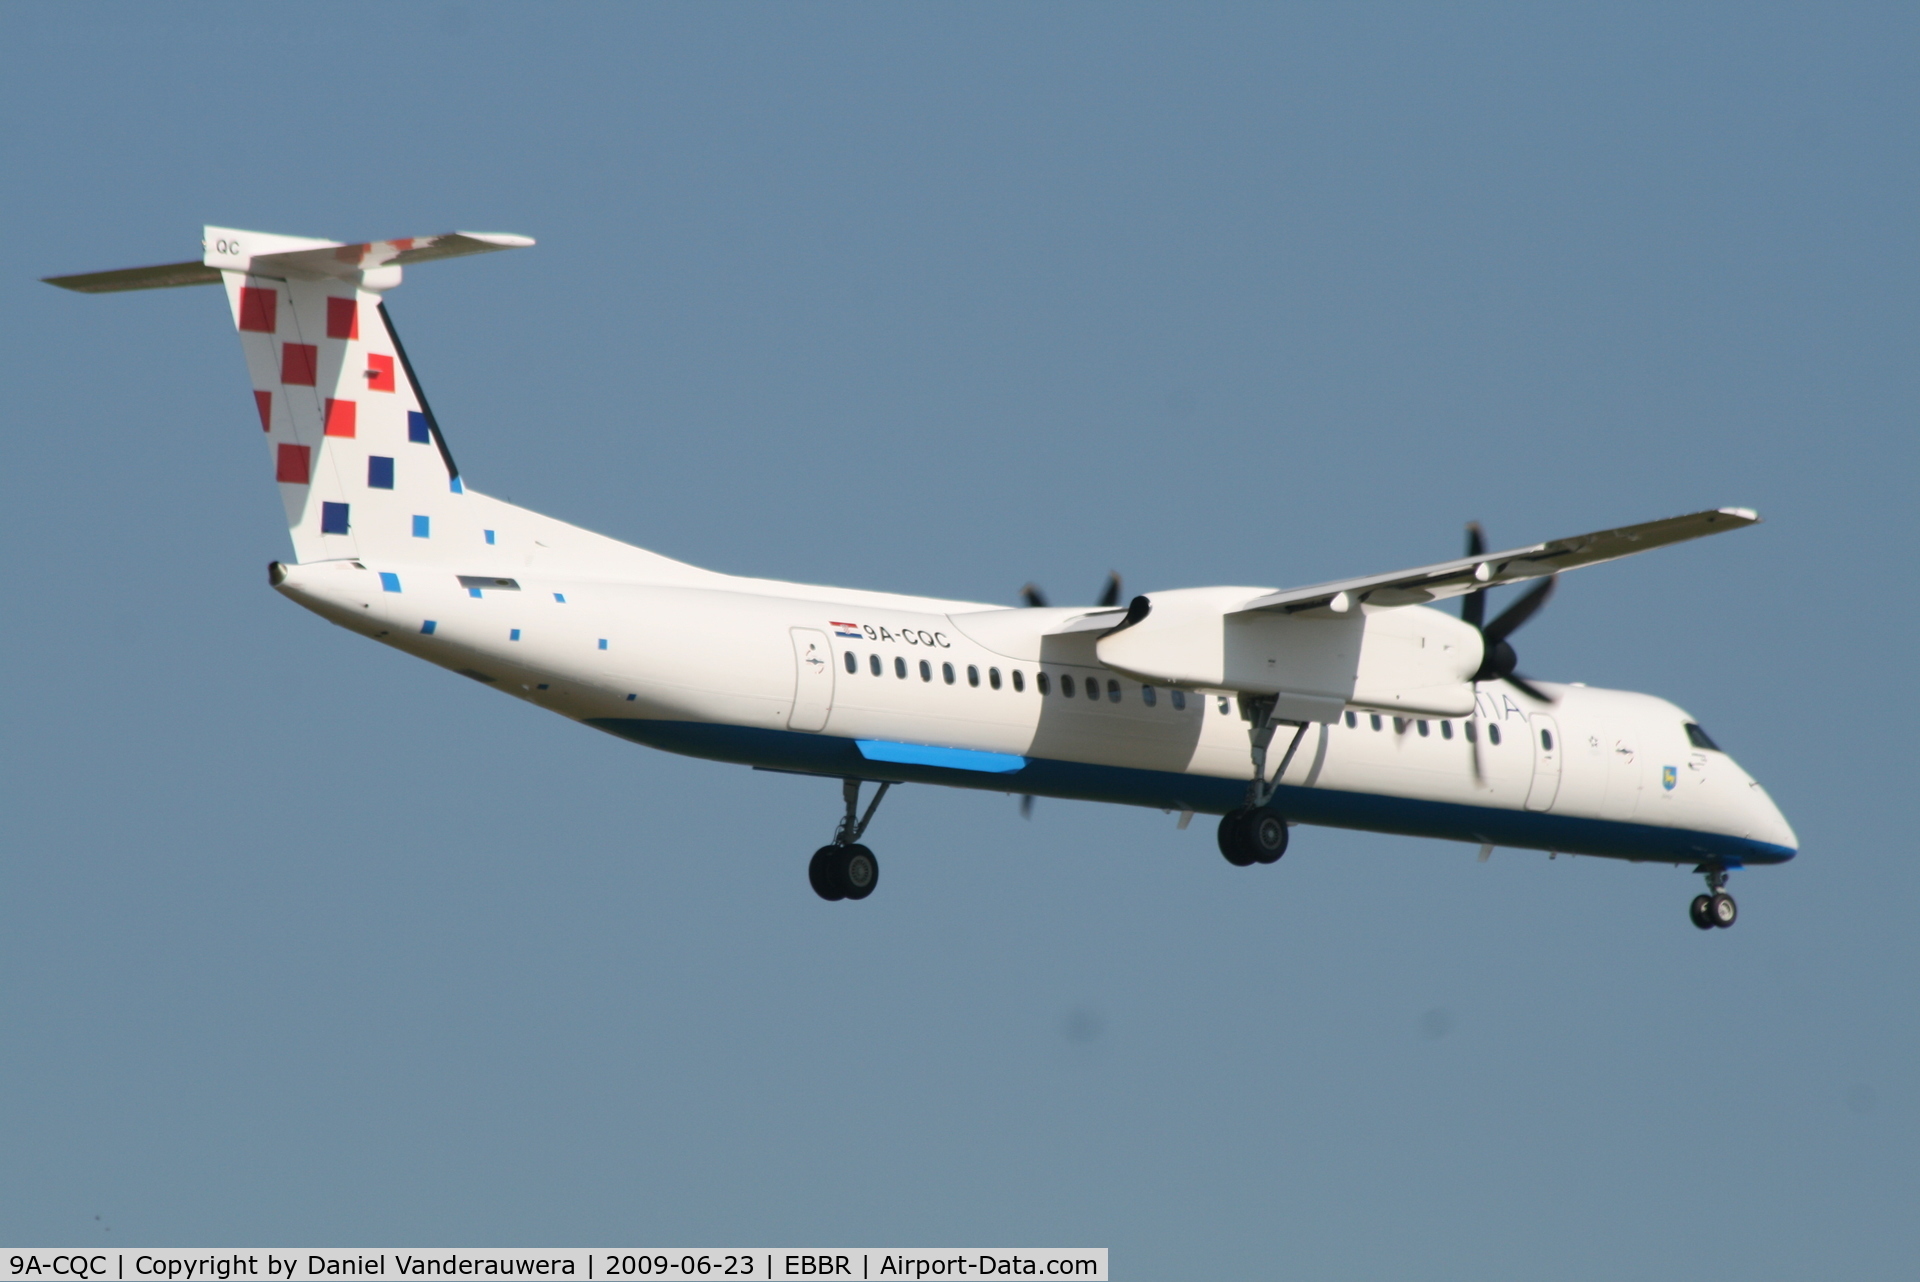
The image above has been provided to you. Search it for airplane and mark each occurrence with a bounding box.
[46,227,1798,929]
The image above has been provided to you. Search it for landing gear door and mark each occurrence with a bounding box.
[787,627,835,732]
[1525,712,1563,812]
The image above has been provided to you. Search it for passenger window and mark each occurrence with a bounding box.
[1170,689,1186,711]
[1037,671,1051,696]
[1417,720,1429,737]
[869,654,882,676]
[1394,717,1408,734]
[895,656,908,679]
[1684,723,1720,751]
[1107,679,1121,703]
[1012,670,1025,693]
[920,659,932,682]
[1440,721,1453,740]
[1465,721,1477,744]
[1088,677,1101,701]
[989,667,1002,690]
[1540,729,1553,750]
[1141,684,1157,707]
[1061,674,1076,698]
[967,664,980,687]
[942,662,956,685]
[1489,724,1502,746]
[844,651,857,674]
[1345,711,1357,729]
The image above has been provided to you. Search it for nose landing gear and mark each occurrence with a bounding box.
[1689,866,1737,930]
[810,778,890,902]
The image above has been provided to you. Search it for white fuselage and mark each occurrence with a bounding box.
[274,552,1798,869]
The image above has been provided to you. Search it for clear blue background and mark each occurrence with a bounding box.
[3,4,1914,1276]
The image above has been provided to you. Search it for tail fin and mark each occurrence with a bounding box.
[46,226,533,564]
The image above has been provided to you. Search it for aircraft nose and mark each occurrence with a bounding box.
[1745,781,1799,858]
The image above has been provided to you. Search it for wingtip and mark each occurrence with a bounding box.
[1716,507,1761,523]
[454,232,537,248]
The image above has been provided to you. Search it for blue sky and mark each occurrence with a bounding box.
[2,4,1915,1276]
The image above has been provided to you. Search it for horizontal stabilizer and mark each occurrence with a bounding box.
[44,261,221,293]
[45,228,535,295]
[235,231,536,283]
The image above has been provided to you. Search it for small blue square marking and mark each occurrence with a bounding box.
[408,411,431,444]
[421,620,437,635]
[553,592,566,603]
[367,456,395,489]
[379,571,401,593]
[320,502,349,535]
[412,515,430,538]
[626,693,637,701]
[510,628,521,641]
[598,638,608,650]
[449,476,464,494]
[484,529,496,545]
[469,588,483,598]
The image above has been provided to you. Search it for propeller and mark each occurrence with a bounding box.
[1020,572,1123,610]
[1459,522,1557,782]
[1460,522,1557,705]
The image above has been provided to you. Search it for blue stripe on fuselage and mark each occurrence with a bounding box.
[583,718,1795,867]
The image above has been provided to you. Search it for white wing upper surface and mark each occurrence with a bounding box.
[1230,508,1760,617]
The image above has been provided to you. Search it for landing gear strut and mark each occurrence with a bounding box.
[1217,696,1307,868]
[1689,865,1737,930]
[810,778,889,902]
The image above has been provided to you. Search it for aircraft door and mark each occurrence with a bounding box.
[1524,712,1563,812]
[787,627,835,732]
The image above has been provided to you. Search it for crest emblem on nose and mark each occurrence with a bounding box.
[1662,765,1678,791]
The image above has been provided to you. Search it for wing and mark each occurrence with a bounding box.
[1233,508,1760,616]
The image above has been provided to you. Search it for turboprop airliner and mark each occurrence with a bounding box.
[47,227,1798,927]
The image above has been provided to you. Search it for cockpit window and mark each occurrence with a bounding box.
[1684,722,1721,751]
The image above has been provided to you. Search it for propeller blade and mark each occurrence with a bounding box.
[1461,522,1487,629]
[1020,794,1035,819]
[1483,573,1557,644]
[1504,672,1557,704]
[1096,572,1123,609]
[1021,583,1049,609]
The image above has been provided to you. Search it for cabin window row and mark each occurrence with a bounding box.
[840,652,1194,710]
[1343,709,1505,745]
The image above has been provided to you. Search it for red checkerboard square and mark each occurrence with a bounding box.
[365,353,396,392]
[275,443,311,484]
[238,287,277,333]
[254,389,272,431]
[323,398,357,438]
[327,296,359,340]
[282,343,318,386]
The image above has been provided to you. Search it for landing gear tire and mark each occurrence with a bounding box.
[1709,891,1737,928]
[1218,807,1288,867]
[810,843,879,902]
[809,846,847,901]
[1690,894,1714,930]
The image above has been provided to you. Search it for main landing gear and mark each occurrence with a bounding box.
[1689,865,1738,930]
[810,778,890,902]
[1218,695,1308,868]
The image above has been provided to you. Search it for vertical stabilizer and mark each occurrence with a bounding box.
[202,225,532,563]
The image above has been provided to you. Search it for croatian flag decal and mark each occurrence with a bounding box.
[830,621,863,638]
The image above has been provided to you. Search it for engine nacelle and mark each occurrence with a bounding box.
[1093,589,1480,720]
